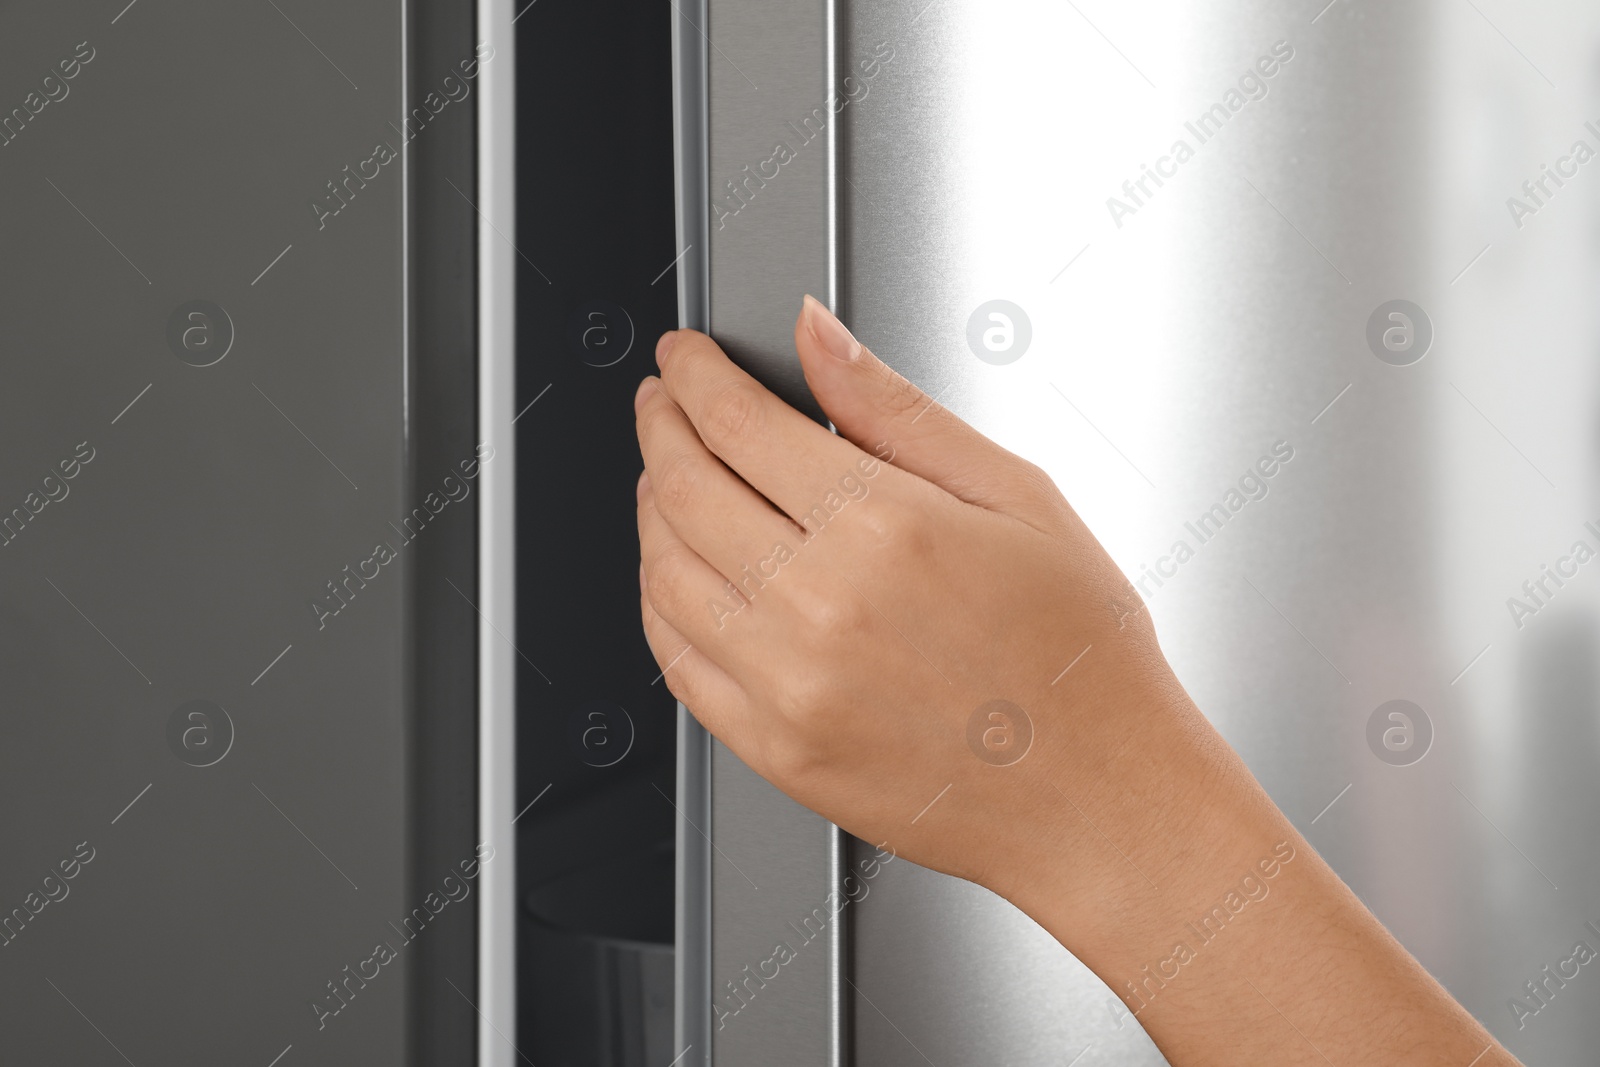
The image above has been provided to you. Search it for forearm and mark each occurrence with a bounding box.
[1005,684,1517,1067]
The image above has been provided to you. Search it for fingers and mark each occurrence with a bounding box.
[638,570,754,753]
[637,475,758,653]
[636,472,766,755]
[653,327,870,526]
[792,295,1069,534]
[635,376,804,583]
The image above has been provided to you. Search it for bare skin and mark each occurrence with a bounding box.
[633,295,1519,1067]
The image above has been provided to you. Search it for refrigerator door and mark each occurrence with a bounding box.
[676,1,1600,1065]
[0,3,480,1065]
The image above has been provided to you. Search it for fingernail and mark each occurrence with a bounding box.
[656,330,680,363]
[803,294,860,361]
[634,376,659,413]
[637,469,651,501]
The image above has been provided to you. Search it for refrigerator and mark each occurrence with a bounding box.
[3,0,1598,1064]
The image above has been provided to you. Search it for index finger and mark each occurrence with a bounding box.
[654,327,876,525]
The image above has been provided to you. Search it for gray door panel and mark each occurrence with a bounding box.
[1,2,479,1063]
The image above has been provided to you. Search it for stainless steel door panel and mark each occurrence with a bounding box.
[841,2,1600,1065]
[680,0,1600,1063]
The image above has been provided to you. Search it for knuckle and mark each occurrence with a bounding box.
[653,448,704,517]
[792,583,872,642]
[777,666,828,716]
[660,328,710,371]
[703,381,763,446]
[763,733,826,783]
[1011,459,1061,503]
[645,543,701,618]
[660,673,690,708]
[656,329,690,372]
[636,394,675,441]
[767,672,853,758]
[852,498,928,559]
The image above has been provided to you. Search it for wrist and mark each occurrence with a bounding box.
[997,677,1294,979]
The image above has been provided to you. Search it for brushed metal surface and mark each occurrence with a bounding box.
[673,9,715,1065]
[706,0,835,424]
[0,1,422,1064]
[698,0,846,1065]
[674,702,714,1067]
[838,1,1600,1065]
[479,0,518,1063]
[671,0,715,1062]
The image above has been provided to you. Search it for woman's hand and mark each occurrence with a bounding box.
[634,296,1193,898]
[634,296,1519,1067]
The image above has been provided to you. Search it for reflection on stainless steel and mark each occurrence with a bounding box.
[826,1,1600,1064]
[678,0,1600,1060]
[480,0,518,1061]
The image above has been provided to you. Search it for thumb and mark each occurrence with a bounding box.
[793,294,1064,528]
